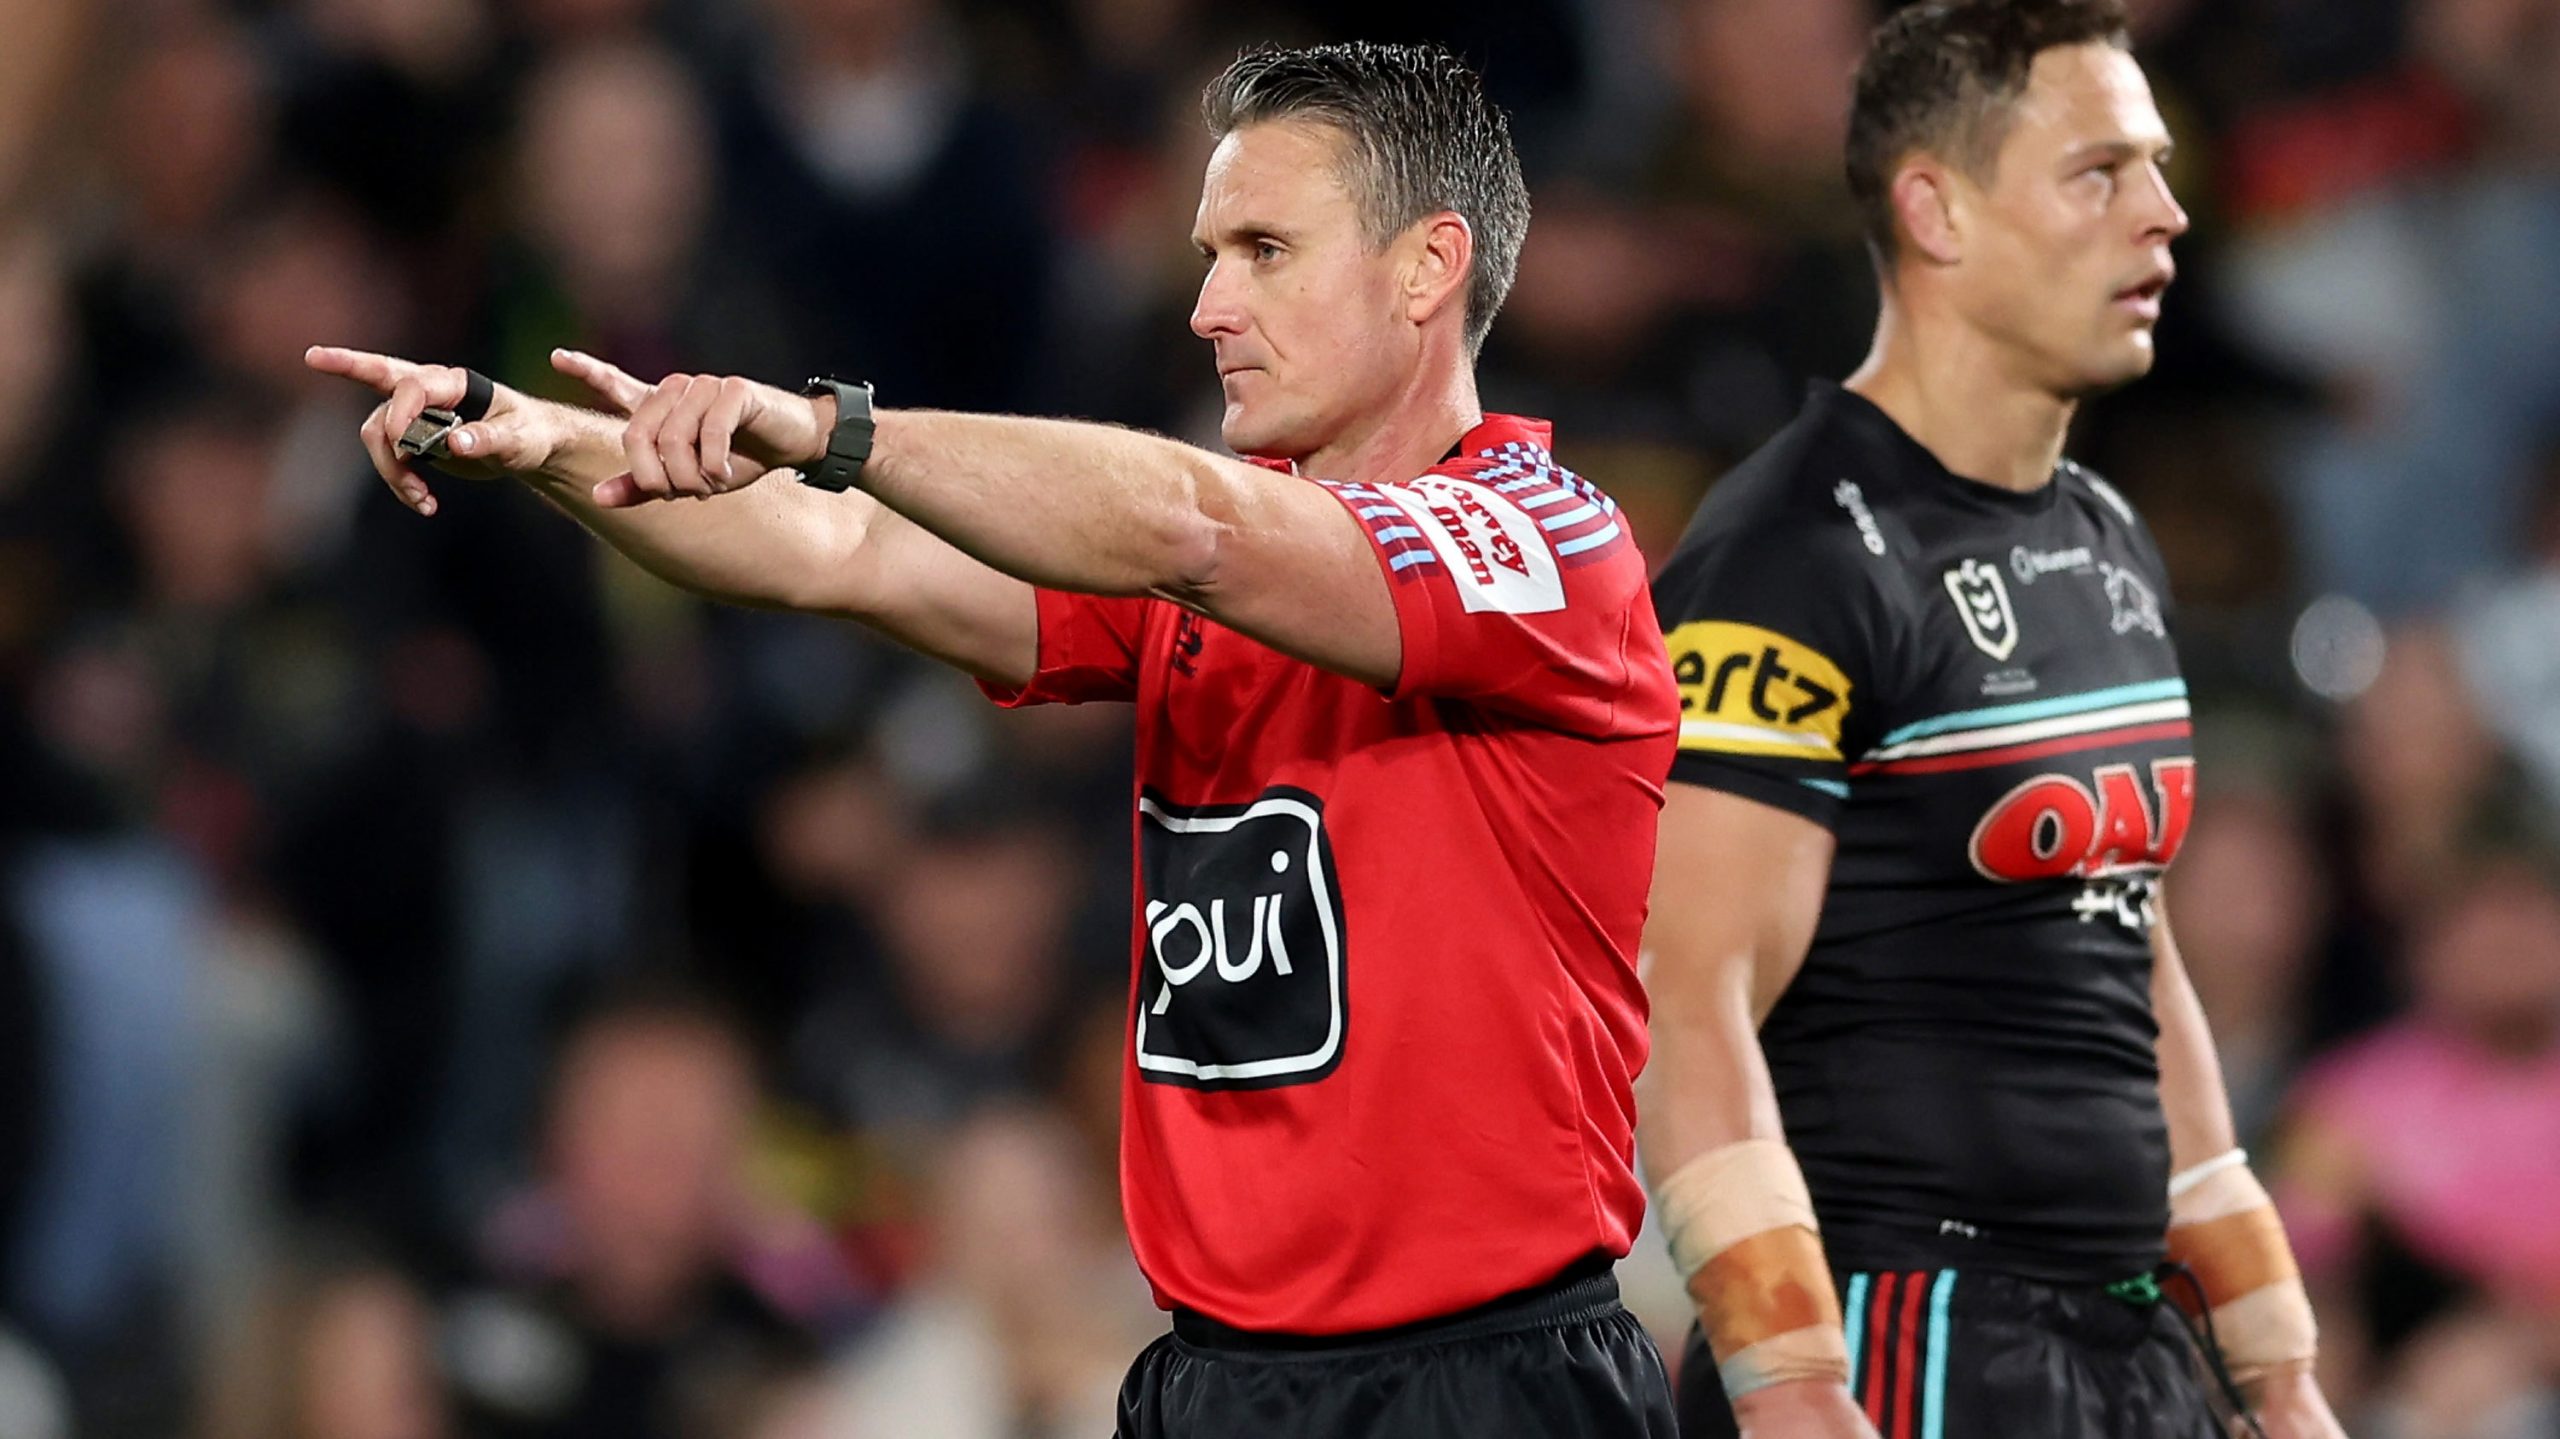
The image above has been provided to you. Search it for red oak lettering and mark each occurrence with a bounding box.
[1967,757,2197,883]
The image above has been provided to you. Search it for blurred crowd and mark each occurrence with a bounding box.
[0,0,2556,1434]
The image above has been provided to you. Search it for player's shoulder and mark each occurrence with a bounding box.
[2054,459,2167,566]
[1412,417,1638,572]
[1660,393,1907,589]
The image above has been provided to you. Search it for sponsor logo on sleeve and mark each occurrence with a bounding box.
[1834,480,1888,555]
[1665,621,1851,761]
[1374,476,1566,614]
[1135,787,1347,1090]
[1944,559,2020,661]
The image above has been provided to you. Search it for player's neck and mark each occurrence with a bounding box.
[1844,303,2076,495]
[1294,358,1484,487]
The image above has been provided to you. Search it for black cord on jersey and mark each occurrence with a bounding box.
[2156,1261,2270,1439]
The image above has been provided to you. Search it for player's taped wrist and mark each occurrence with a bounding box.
[1655,1138,1849,1398]
[2164,1150,2317,1385]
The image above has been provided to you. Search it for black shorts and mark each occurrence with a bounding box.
[1116,1262,1677,1439]
[1674,1270,2220,1439]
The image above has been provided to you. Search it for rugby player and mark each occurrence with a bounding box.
[1635,4,2347,1436]
[311,42,1680,1439]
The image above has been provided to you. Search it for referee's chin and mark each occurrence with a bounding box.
[1221,404,1317,467]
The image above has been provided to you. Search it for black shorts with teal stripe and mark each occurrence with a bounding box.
[1674,1270,2220,1439]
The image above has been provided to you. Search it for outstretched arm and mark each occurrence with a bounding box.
[608,373,1405,689]
[304,346,1037,684]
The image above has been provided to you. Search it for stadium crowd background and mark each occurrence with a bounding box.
[0,0,2556,1434]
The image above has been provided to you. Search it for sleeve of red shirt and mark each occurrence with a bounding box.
[976,588,1156,708]
[1316,460,1661,739]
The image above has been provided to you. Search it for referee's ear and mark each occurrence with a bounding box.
[1889,160,1965,269]
[1399,211,1474,333]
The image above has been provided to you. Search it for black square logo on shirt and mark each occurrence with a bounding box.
[1134,786,1347,1090]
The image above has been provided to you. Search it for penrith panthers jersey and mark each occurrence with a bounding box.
[1654,383,2193,1282]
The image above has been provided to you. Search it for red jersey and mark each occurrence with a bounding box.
[982,415,1676,1333]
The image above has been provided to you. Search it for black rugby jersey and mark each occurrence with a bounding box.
[1654,383,2192,1282]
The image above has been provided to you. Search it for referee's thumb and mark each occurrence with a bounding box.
[443,416,534,473]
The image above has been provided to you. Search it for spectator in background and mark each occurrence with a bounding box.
[2335,624,2507,894]
[714,0,1056,410]
[2277,842,2560,1438]
[199,1241,452,1439]
[448,990,841,1439]
[2211,0,2560,613]
[490,39,798,394]
[789,806,1081,1136]
[825,1105,1154,1438]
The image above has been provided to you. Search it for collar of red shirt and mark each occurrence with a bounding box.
[1239,413,1556,478]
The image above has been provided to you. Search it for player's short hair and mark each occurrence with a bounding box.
[1847,0,2134,266]
[1203,42,1529,357]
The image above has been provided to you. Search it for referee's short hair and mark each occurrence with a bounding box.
[1847,0,2135,266]
[1203,42,1529,358]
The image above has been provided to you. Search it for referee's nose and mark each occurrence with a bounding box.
[1191,259,1249,341]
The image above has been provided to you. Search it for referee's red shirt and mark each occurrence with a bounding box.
[982,415,1676,1333]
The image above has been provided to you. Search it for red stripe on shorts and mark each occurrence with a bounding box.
[1862,1271,1897,1426]
[1892,1271,1928,1439]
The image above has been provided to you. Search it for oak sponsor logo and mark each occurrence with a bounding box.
[1375,477,1564,614]
[1966,757,2196,884]
[1665,621,1850,761]
[1135,786,1347,1090]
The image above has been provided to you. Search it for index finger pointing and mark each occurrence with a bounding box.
[304,345,418,395]
[551,349,653,416]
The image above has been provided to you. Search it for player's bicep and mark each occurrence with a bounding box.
[1648,783,1837,1023]
[1639,783,1837,1156]
[1165,463,1402,688]
[816,496,1041,687]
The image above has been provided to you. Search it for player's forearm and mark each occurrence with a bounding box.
[2150,918,2242,1172]
[514,404,876,613]
[859,410,1235,599]
[1642,941,1857,1407]
[1636,960,1788,1182]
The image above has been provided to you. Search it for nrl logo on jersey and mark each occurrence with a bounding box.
[1944,558,2020,660]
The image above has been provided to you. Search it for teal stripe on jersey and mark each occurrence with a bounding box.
[1922,1271,1957,1439]
[1842,1273,1872,1387]
[1876,678,2188,749]
[1800,778,1850,800]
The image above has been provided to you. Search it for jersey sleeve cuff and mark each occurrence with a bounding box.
[1667,754,1847,829]
[1315,481,1443,700]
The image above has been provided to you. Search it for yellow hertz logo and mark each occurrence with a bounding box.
[1665,622,1852,761]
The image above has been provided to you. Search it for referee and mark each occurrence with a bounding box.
[312,43,1679,1439]
[1637,5,2346,1438]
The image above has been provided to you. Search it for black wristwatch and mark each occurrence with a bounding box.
[797,377,877,492]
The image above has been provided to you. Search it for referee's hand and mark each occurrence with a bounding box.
[1732,1378,1880,1439]
[599,370,830,509]
[304,345,648,516]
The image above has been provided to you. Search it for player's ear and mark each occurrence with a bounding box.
[1891,159,1964,268]
[1402,212,1473,330]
